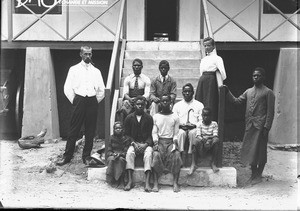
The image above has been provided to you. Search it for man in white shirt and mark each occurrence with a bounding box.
[57,46,105,166]
[195,37,226,121]
[172,83,204,166]
[116,58,151,123]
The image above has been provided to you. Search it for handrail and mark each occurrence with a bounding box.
[201,0,225,167]
[104,0,126,157]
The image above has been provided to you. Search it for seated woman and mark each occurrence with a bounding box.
[106,121,131,188]
[152,94,183,192]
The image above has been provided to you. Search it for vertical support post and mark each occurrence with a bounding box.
[7,0,13,42]
[217,86,225,167]
[66,2,70,40]
[104,89,111,158]
[122,0,127,40]
[115,48,120,88]
[200,0,204,40]
[258,0,262,41]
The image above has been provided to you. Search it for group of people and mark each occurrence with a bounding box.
[56,36,275,191]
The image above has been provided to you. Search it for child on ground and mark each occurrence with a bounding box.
[189,107,219,174]
[106,121,131,188]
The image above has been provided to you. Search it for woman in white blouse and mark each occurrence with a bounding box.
[195,37,227,121]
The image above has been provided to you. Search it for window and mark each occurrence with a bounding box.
[263,0,300,14]
[14,0,62,14]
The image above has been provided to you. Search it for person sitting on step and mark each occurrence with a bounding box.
[116,58,151,123]
[149,60,177,116]
[106,121,132,188]
[188,107,219,175]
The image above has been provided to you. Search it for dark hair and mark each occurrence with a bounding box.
[202,107,212,115]
[114,121,123,129]
[254,67,266,77]
[160,94,171,101]
[159,60,170,67]
[182,83,194,92]
[132,58,143,66]
[134,95,146,104]
[203,37,215,46]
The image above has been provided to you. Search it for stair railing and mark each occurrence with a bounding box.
[201,0,225,167]
[104,0,127,156]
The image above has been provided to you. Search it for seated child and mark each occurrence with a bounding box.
[106,121,131,188]
[189,107,219,174]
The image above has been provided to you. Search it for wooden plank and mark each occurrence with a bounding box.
[217,86,225,167]
[104,89,111,158]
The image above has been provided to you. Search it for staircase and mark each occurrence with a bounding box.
[119,41,203,101]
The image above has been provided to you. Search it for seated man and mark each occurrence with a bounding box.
[152,94,182,192]
[149,60,177,116]
[189,107,219,174]
[123,95,154,192]
[172,83,204,166]
[117,58,151,123]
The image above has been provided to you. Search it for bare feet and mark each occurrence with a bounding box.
[188,164,197,175]
[173,183,180,192]
[152,183,159,192]
[211,163,219,173]
[144,183,151,192]
[251,176,262,185]
[124,182,134,191]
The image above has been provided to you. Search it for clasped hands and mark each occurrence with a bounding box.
[132,142,148,154]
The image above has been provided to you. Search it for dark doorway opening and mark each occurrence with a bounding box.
[146,0,178,41]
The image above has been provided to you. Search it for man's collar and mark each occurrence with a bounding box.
[159,74,168,80]
[206,49,217,56]
[81,60,91,68]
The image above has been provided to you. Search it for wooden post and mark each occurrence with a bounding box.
[7,0,13,42]
[217,86,225,167]
[104,88,111,159]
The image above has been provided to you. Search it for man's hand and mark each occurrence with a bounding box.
[153,97,160,104]
[139,143,148,152]
[153,144,159,151]
[114,153,120,159]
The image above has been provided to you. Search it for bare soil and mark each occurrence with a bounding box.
[0,138,298,210]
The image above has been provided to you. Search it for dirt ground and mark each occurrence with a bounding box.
[0,138,298,210]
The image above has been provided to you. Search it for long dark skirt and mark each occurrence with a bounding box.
[195,72,218,121]
[241,126,267,166]
[106,155,126,181]
[152,138,183,176]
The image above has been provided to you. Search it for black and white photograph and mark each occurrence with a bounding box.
[0,0,299,210]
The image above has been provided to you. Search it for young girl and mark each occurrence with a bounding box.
[106,121,131,187]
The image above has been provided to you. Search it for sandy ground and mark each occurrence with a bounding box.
[0,139,298,210]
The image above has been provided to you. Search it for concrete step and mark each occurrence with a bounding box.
[88,167,237,187]
[123,59,201,69]
[118,87,198,99]
[126,41,201,51]
[125,50,201,60]
[122,68,200,78]
[120,77,198,90]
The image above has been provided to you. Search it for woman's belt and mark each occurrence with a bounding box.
[202,71,216,75]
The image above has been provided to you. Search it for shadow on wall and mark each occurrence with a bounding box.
[52,49,111,139]
[218,50,279,141]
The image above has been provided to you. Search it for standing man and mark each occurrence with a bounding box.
[56,46,105,166]
[149,60,177,116]
[225,67,275,185]
[123,95,153,192]
[172,83,204,166]
[195,37,227,121]
[117,58,151,123]
[152,94,182,192]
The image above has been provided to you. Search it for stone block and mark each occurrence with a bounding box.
[87,166,237,187]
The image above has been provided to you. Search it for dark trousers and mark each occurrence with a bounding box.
[64,94,98,161]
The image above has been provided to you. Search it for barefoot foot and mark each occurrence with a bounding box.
[188,164,196,175]
[211,163,219,173]
[173,183,180,192]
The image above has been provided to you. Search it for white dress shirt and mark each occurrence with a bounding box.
[64,61,105,104]
[123,73,151,99]
[172,99,204,126]
[200,49,227,80]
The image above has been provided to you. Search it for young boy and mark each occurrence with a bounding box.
[189,107,219,174]
[106,121,131,188]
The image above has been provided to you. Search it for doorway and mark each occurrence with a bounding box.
[146,0,179,41]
